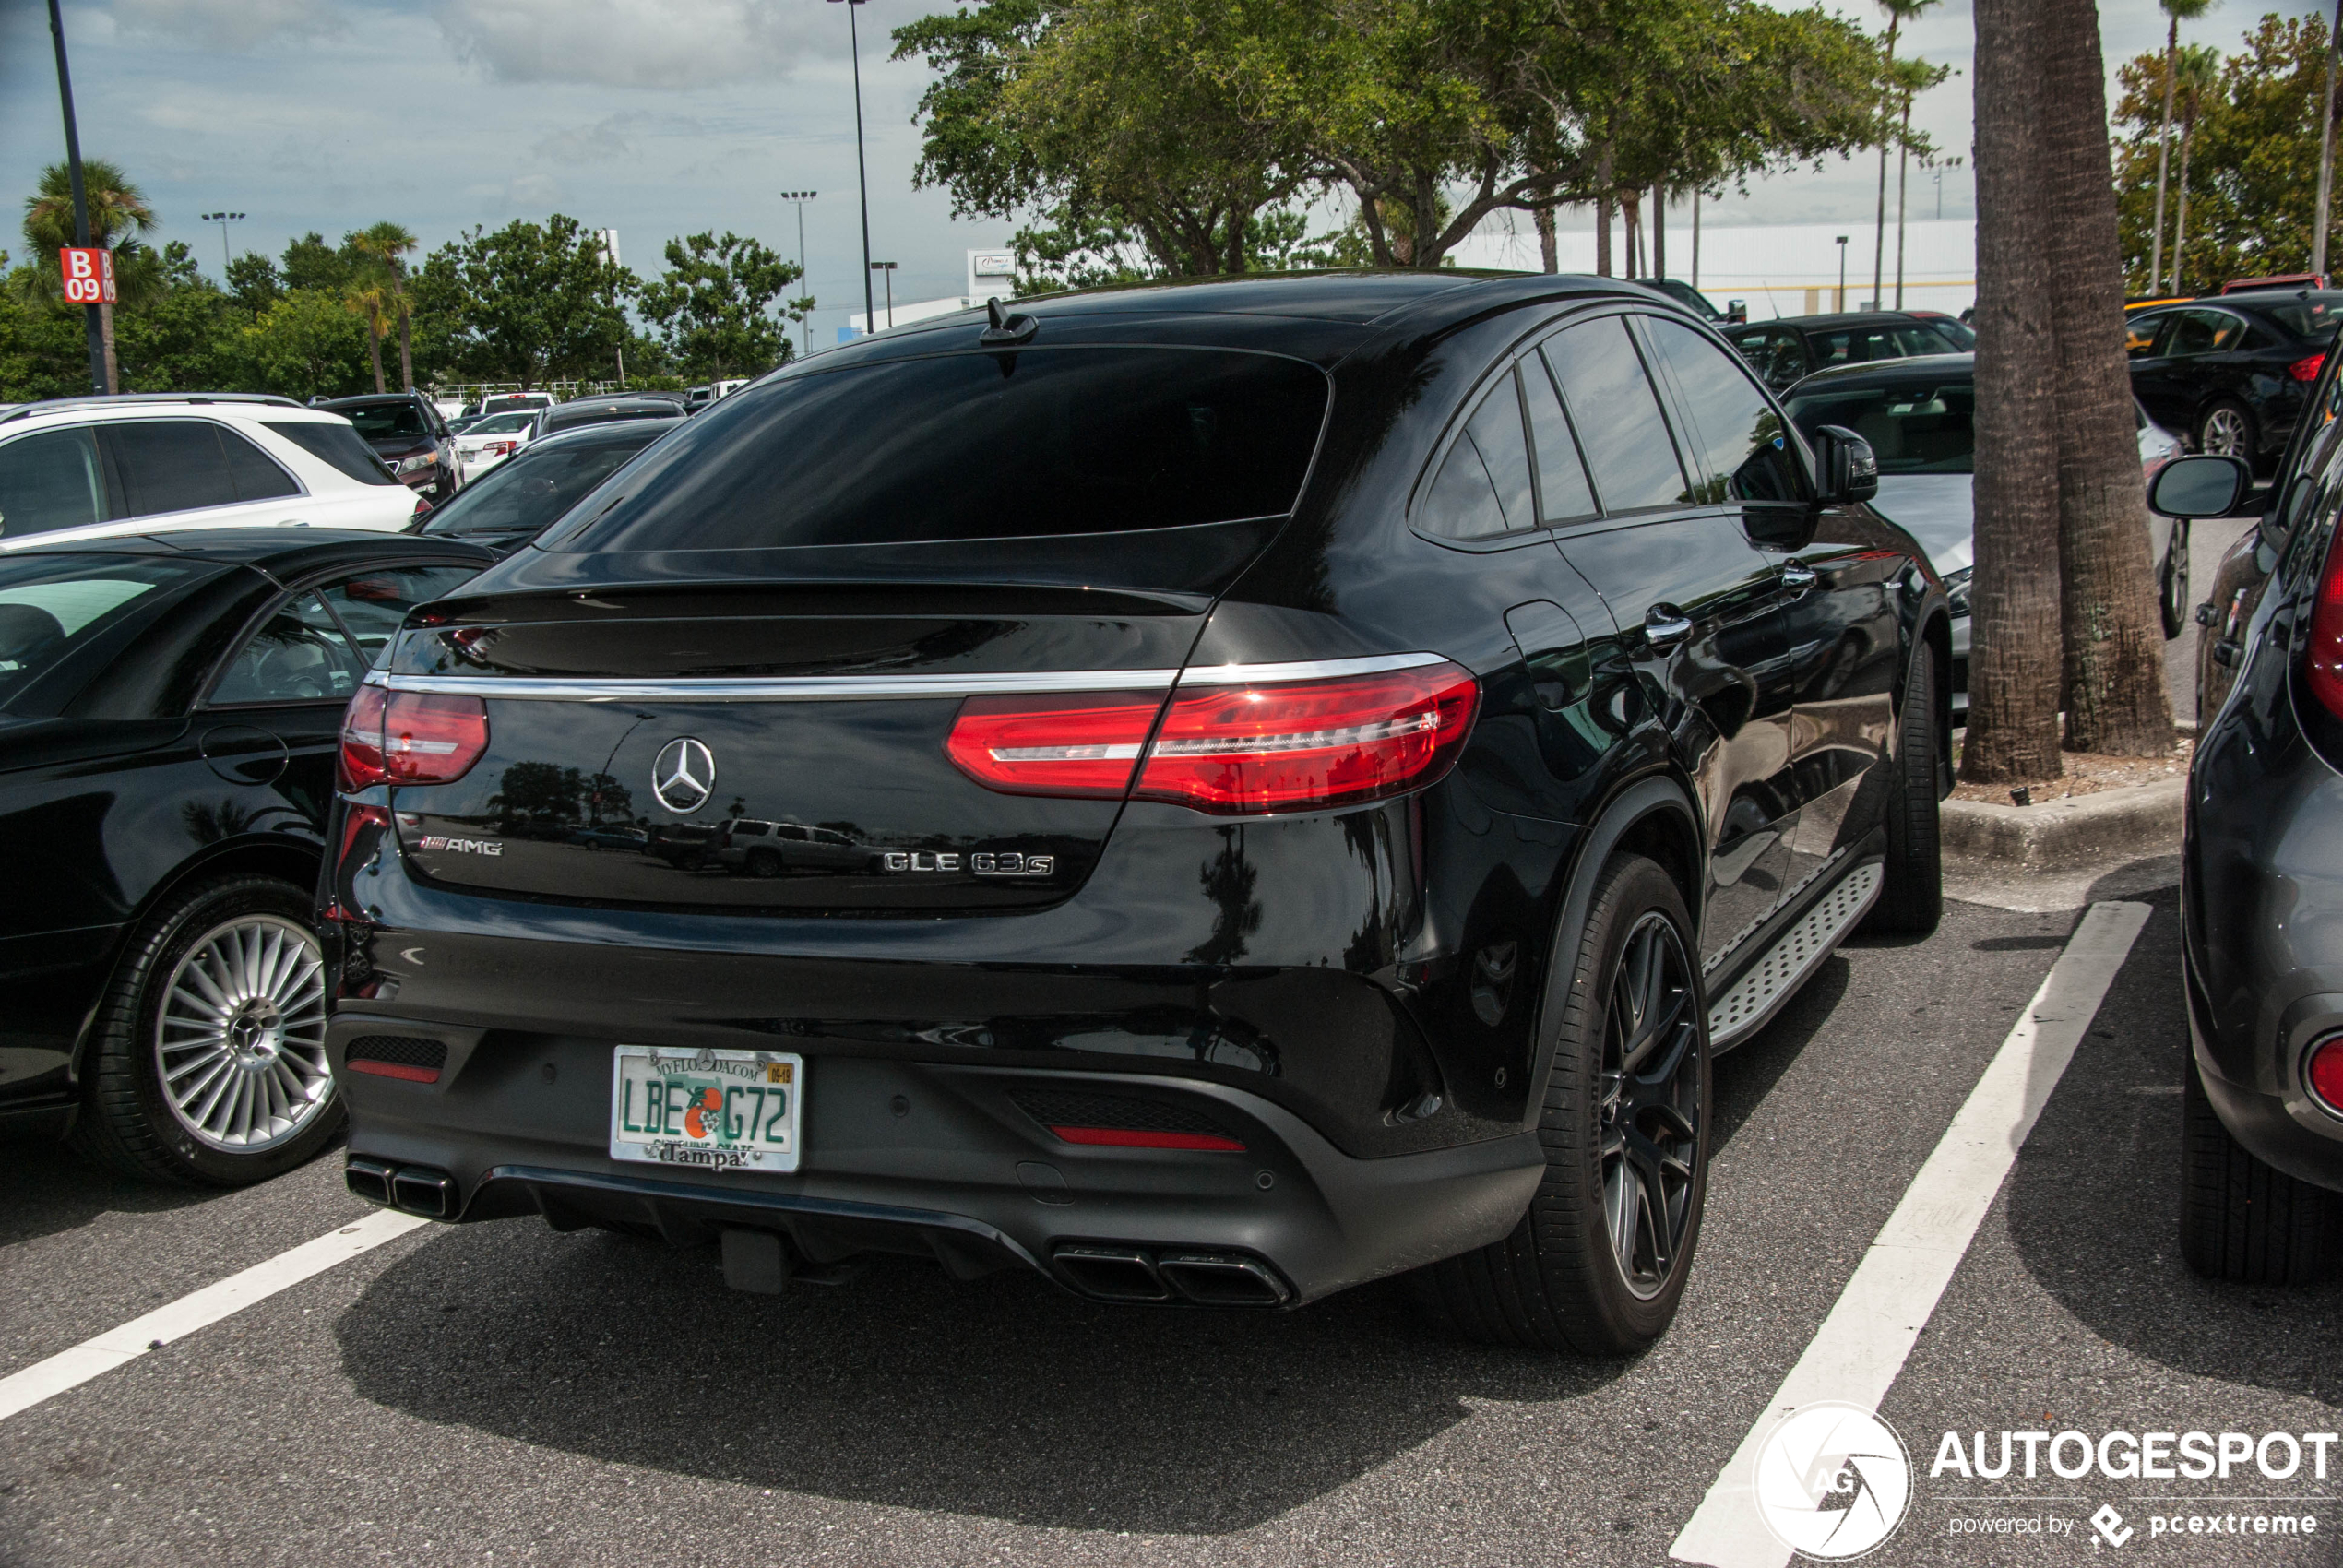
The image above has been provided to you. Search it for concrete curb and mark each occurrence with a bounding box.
[1939,777,2186,874]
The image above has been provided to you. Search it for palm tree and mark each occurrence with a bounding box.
[2148,0,2218,296]
[345,275,392,394]
[2169,43,2220,295]
[1872,0,1941,311]
[1889,54,1949,307]
[347,222,419,390]
[20,159,156,393]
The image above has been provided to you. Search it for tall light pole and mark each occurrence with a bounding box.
[827,0,875,336]
[2314,0,2342,279]
[781,190,816,357]
[46,0,104,396]
[870,260,897,330]
[1835,234,1849,311]
[199,211,244,279]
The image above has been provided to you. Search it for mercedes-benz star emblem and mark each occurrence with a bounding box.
[651,738,716,814]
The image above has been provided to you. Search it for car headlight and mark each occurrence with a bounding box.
[1941,565,1972,617]
[396,453,436,475]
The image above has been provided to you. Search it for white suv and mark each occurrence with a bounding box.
[0,395,422,551]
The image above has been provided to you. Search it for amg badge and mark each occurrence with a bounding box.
[415,836,503,856]
[881,850,1053,876]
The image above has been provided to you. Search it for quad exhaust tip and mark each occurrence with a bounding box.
[347,1156,457,1219]
[1053,1244,1291,1308]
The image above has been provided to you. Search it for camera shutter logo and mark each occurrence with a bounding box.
[651,738,716,814]
[1752,1402,1912,1559]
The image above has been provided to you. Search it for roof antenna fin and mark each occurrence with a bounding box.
[979,295,1040,347]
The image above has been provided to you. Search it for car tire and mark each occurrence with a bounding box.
[2196,399,2257,468]
[2179,1051,2334,1285]
[1415,852,1709,1355]
[745,849,783,879]
[69,873,342,1188]
[1863,642,1944,935]
[2159,519,2193,641]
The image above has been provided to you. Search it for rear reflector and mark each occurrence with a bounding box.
[337,684,488,790]
[347,1058,441,1084]
[945,659,1479,814]
[2309,1034,2343,1112]
[1048,1125,1248,1152]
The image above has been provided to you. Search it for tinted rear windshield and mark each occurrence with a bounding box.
[337,403,429,438]
[0,554,204,706]
[1785,379,1975,474]
[422,433,663,538]
[552,347,1330,552]
[2256,295,2343,340]
[264,421,398,484]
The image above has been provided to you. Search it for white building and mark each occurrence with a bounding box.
[840,248,1023,339]
[1449,218,1977,318]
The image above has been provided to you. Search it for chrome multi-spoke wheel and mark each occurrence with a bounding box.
[155,914,332,1153]
[2199,403,2253,460]
[1597,910,1701,1300]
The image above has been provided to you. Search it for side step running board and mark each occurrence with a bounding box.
[1707,861,1883,1051]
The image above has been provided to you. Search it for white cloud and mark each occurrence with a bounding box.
[532,111,702,165]
[110,0,346,51]
[427,0,841,89]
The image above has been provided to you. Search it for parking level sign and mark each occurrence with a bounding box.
[59,247,114,304]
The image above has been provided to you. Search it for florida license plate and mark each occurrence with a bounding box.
[609,1046,803,1172]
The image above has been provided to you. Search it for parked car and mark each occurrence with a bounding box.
[317,392,460,505]
[468,392,555,420]
[2125,291,2343,471]
[413,420,679,556]
[2220,273,2327,294]
[0,394,423,550]
[2176,316,2343,1284]
[1640,279,1748,324]
[327,271,1951,1352]
[712,818,875,877]
[0,529,490,1182]
[529,394,688,442]
[450,409,540,481]
[684,378,751,412]
[1724,311,1976,392]
[1783,353,2195,713]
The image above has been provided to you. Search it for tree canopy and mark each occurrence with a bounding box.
[637,231,803,380]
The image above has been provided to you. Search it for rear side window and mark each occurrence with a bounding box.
[220,428,301,501]
[1644,320,1806,505]
[1419,373,1537,540]
[209,592,366,705]
[104,421,246,517]
[1519,359,1598,524]
[421,434,659,540]
[0,427,107,538]
[264,421,399,485]
[1540,317,1688,512]
[556,348,1329,552]
[0,553,203,707]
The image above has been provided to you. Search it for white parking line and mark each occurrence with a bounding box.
[1670,899,2154,1567]
[0,1206,428,1423]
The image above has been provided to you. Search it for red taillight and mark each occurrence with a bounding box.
[410,495,433,518]
[945,692,1165,797]
[2309,1034,2343,1113]
[2306,523,2343,719]
[2295,352,2329,383]
[1136,663,1479,814]
[337,684,488,789]
[485,439,517,457]
[945,661,1480,815]
[338,684,389,790]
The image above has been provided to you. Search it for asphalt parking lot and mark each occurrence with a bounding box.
[6,880,2335,1567]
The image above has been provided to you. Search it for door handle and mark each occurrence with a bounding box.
[1643,605,1694,651]
[1780,561,1817,595]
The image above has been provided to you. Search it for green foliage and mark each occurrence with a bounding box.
[244,289,374,400]
[636,232,803,379]
[2114,15,2329,293]
[412,214,635,389]
[225,254,282,320]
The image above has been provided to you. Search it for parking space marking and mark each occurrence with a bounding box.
[0,1207,427,1423]
[1670,899,2153,1567]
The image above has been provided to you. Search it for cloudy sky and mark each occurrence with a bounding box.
[0,0,2324,340]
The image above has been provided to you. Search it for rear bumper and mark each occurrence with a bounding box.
[330,1022,1544,1304]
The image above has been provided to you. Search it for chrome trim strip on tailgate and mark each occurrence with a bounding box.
[376,652,1449,701]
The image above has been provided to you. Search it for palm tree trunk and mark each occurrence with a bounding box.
[1874,15,1900,310]
[2044,0,2173,756]
[98,300,118,395]
[1623,189,1642,279]
[2150,17,2179,293]
[1653,184,1666,279]
[1896,103,1912,306]
[366,320,386,394]
[1963,0,2064,784]
[397,302,413,391]
[1595,144,1615,277]
[2172,110,2195,295]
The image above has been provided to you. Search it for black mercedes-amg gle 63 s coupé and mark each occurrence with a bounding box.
[328,272,1951,1353]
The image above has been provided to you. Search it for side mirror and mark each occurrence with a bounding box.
[1726,300,1748,324]
[1811,423,1879,505]
[2147,453,2252,520]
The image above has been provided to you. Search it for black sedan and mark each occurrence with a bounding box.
[2126,290,2343,472]
[1724,310,1975,392]
[0,530,489,1183]
[328,271,1950,1353]
[2181,327,2343,1283]
[413,419,679,557]
[528,394,689,443]
[318,392,461,505]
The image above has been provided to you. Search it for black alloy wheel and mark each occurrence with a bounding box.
[1416,852,1710,1354]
